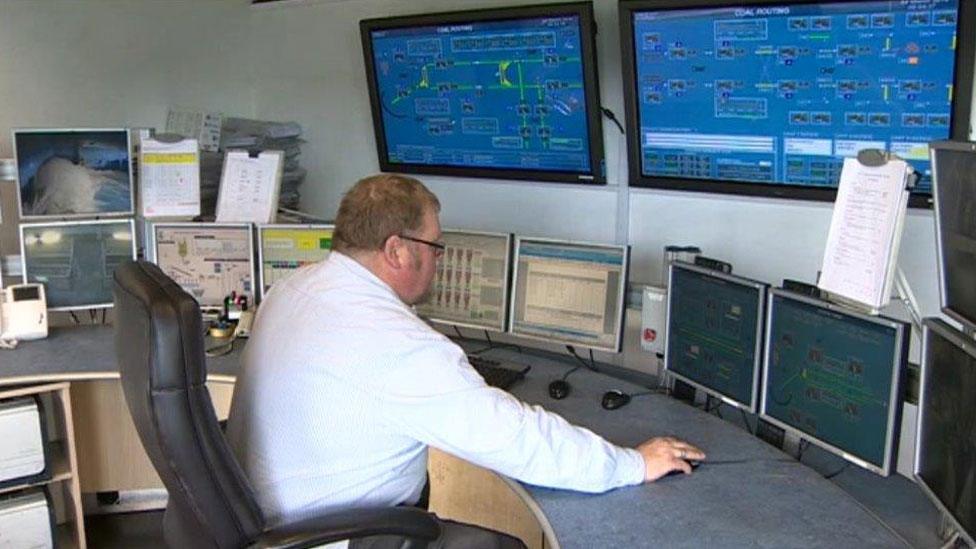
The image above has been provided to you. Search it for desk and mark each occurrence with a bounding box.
[3,326,911,548]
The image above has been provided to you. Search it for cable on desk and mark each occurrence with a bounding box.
[823,462,850,480]
[451,326,490,355]
[483,329,522,353]
[206,339,235,357]
[566,345,597,372]
[69,311,81,324]
[797,440,810,462]
[739,408,755,435]
[560,365,583,382]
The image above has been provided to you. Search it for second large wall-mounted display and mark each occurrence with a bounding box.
[620,0,975,206]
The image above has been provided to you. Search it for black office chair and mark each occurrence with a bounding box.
[112,260,440,549]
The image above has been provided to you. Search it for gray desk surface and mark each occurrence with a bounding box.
[0,325,240,385]
[2,326,917,548]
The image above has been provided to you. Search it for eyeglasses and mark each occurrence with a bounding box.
[398,234,446,255]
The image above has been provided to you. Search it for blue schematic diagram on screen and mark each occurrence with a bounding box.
[633,0,960,193]
[368,15,593,174]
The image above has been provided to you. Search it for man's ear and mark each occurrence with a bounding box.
[381,234,406,269]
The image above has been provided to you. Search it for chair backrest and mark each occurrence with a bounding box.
[113,261,264,548]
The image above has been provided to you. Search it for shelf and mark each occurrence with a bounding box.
[0,440,72,496]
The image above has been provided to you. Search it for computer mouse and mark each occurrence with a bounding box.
[548,380,571,400]
[601,390,631,410]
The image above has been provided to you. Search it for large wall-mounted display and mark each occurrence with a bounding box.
[361,3,606,184]
[620,0,975,206]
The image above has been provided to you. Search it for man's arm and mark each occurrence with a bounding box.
[378,344,704,492]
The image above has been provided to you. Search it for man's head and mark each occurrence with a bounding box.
[333,174,442,304]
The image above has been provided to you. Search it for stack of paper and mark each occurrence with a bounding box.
[818,156,912,312]
[165,111,308,217]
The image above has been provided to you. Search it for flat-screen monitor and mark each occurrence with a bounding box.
[665,261,766,411]
[620,0,975,206]
[416,230,512,332]
[149,223,255,311]
[257,224,334,301]
[760,289,908,475]
[931,140,976,331]
[19,219,136,311]
[915,318,976,547]
[510,237,628,352]
[14,128,134,218]
[361,3,605,184]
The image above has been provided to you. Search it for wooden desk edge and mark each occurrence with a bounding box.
[498,475,561,549]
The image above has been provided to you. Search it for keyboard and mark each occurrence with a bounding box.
[467,355,529,390]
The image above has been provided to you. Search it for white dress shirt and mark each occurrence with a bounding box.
[225,252,645,526]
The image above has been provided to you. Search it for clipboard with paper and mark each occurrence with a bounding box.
[215,150,284,224]
[817,150,915,313]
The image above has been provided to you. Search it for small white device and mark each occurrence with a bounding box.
[1,284,49,342]
[640,285,668,356]
[233,310,254,338]
[0,397,47,485]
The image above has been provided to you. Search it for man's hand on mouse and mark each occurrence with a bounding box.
[635,437,706,481]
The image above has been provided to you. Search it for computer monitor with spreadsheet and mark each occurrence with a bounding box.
[149,223,255,310]
[931,141,976,331]
[19,219,136,310]
[915,318,976,547]
[509,238,628,353]
[257,224,334,301]
[416,230,512,333]
[760,289,908,475]
[665,261,766,411]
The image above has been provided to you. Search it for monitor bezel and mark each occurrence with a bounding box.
[508,236,629,353]
[13,128,136,220]
[18,218,137,311]
[417,229,513,334]
[148,221,256,310]
[360,2,606,185]
[759,288,907,476]
[930,140,976,332]
[256,223,335,302]
[664,260,768,412]
[619,0,976,208]
[914,317,976,548]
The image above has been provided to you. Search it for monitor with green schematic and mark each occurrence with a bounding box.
[664,261,767,411]
[760,289,908,475]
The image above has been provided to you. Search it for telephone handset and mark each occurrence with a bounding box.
[1,284,49,345]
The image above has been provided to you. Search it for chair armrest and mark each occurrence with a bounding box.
[248,506,440,549]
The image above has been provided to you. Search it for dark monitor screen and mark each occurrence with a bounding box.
[361,3,605,184]
[931,141,976,331]
[20,219,136,310]
[916,318,976,547]
[416,230,512,333]
[761,289,907,475]
[620,0,975,205]
[665,262,766,411]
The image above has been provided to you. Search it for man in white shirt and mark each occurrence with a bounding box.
[226,174,705,548]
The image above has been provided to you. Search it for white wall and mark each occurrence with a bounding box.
[0,0,255,254]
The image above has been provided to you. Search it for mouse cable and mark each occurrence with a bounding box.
[561,365,583,381]
[629,388,669,398]
[823,462,850,480]
[566,345,597,372]
[206,338,235,358]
